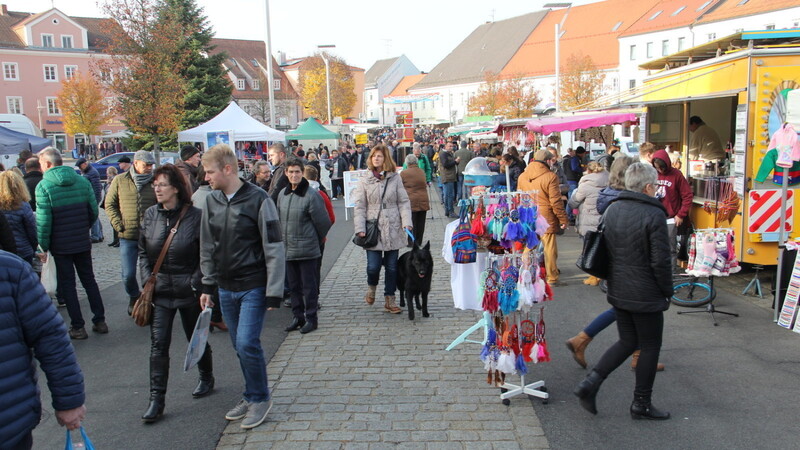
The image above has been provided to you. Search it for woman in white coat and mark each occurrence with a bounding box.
[353,144,412,314]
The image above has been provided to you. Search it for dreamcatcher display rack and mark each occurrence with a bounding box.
[444,190,552,405]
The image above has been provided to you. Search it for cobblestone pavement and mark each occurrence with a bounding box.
[218,193,549,449]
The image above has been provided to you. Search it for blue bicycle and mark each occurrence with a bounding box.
[671,274,716,308]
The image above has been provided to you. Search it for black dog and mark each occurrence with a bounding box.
[398,241,433,320]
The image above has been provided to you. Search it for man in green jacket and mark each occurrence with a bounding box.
[104,150,157,315]
[403,142,432,183]
[36,147,106,339]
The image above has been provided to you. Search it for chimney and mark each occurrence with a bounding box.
[277,51,286,65]
[1,5,8,16]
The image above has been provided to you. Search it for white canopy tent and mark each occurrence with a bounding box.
[177,101,285,149]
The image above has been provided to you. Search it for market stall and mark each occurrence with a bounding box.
[285,118,341,150]
[627,30,800,268]
[177,101,285,152]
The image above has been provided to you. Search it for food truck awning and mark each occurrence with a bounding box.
[525,112,638,134]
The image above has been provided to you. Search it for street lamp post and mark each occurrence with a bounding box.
[318,44,336,123]
[263,0,276,128]
[545,3,572,112]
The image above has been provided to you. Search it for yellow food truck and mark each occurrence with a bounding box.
[629,29,800,266]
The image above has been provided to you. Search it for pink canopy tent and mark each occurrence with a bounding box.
[525,112,639,134]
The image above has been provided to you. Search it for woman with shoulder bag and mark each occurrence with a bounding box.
[353,144,412,313]
[574,163,673,421]
[137,164,213,423]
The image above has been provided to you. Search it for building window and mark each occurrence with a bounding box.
[662,40,670,56]
[765,24,775,30]
[47,97,60,115]
[61,35,73,48]
[629,79,636,89]
[43,64,58,82]
[7,97,22,114]
[252,79,260,90]
[646,42,654,58]
[611,21,623,32]
[678,37,686,51]
[41,33,54,47]
[100,70,112,83]
[237,79,245,90]
[707,32,717,42]
[697,0,712,11]
[672,6,686,16]
[65,65,78,79]
[648,11,662,21]
[273,79,281,90]
[2,62,18,80]
[629,45,637,60]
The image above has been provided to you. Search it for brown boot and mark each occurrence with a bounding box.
[365,285,377,305]
[384,295,401,314]
[631,350,665,372]
[565,331,592,369]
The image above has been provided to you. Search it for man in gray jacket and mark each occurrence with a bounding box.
[277,158,332,334]
[198,144,285,430]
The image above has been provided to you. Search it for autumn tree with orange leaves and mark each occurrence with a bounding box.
[468,72,541,119]
[559,52,606,111]
[57,71,111,140]
[95,0,190,161]
[299,53,356,123]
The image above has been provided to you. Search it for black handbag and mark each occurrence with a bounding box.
[353,178,388,248]
[576,220,608,279]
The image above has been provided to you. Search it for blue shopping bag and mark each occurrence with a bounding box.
[65,426,95,450]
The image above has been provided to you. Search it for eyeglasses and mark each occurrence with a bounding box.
[153,183,173,189]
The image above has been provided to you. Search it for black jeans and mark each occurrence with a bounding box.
[150,302,212,372]
[53,250,105,329]
[410,211,427,246]
[287,258,320,325]
[593,307,664,398]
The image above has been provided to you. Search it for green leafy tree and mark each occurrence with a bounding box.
[163,0,232,130]
[97,0,190,160]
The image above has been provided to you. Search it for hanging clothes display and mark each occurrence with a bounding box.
[684,228,741,277]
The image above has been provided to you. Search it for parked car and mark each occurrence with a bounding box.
[76,151,181,180]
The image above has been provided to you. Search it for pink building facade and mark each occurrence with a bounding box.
[0,5,123,152]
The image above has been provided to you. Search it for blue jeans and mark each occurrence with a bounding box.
[442,182,456,216]
[119,238,140,298]
[90,218,103,241]
[584,308,617,337]
[366,250,398,296]
[218,287,270,403]
[456,174,464,201]
[567,180,579,219]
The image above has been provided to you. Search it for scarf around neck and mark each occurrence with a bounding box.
[132,170,153,191]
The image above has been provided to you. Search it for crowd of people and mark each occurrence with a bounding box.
[0,123,702,447]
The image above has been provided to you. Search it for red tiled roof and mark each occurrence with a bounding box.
[619,0,722,37]
[0,9,31,48]
[698,0,800,24]
[387,74,426,97]
[209,38,298,99]
[502,0,660,78]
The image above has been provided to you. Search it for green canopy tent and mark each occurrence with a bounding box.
[286,118,340,141]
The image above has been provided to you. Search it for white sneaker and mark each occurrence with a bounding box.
[241,400,272,429]
[225,398,249,421]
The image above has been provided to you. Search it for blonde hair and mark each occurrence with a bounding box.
[367,144,396,172]
[0,170,30,210]
[203,144,237,171]
[106,166,118,180]
[586,161,604,174]
[639,142,655,157]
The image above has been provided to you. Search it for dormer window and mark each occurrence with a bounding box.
[237,79,245,90]
[252,79,260,90]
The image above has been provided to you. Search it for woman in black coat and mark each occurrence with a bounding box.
[574,162,673,420]
[138,164,213,423]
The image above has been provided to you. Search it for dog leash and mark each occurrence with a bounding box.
[405,229,415,243]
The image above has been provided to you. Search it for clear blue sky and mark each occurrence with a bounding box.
[6,0,599,72]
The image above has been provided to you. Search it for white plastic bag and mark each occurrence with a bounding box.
[41,252,57,296]
[184,307,212,372]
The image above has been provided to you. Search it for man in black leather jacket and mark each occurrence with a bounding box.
[198,144,285,430]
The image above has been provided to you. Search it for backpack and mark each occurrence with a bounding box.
[451,204,477,264]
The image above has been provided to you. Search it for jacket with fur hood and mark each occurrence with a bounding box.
[518,161,568,233]
[652,149,693,219]
[568,170,609,236]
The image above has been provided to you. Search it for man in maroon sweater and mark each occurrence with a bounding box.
[652,149,693,269]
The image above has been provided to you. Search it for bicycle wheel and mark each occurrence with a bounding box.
[671,282,714,307]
